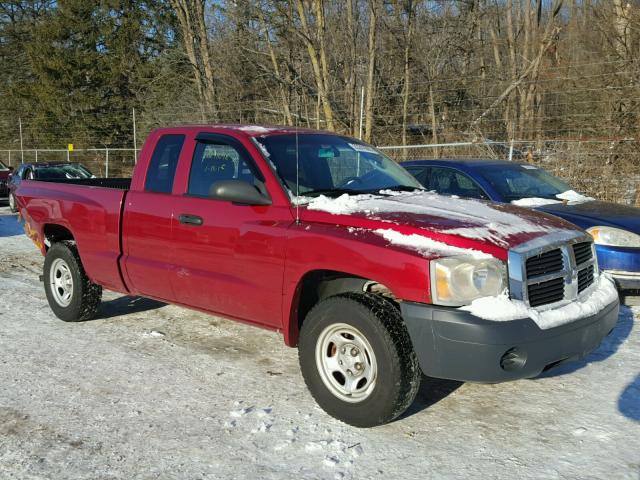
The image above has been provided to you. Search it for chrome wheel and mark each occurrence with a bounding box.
[49,258,74,307]
[8,193,15,211]
[315,323,377,403]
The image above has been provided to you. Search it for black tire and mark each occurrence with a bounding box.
[298,292,421,427]
[43,241,102,322]
[8,192,17,213]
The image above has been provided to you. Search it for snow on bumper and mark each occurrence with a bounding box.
[460,273,619,330]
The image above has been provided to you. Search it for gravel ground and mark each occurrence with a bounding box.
[0,203,638,480]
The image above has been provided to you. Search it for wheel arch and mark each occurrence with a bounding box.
[285,269,396,347]
[43,223,75,250]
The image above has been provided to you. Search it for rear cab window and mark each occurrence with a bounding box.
[145,134,185,193]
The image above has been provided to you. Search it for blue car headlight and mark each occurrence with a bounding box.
[587,226,640,248]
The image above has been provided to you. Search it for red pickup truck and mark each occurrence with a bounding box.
[15,125,619,427]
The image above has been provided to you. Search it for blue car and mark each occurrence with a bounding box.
[402,159,640,303]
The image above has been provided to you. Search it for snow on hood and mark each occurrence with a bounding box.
[460,273,617,329]
[512,197,563,207]
[511,190,594,207]
[374,229,491,259]
[300,191,571,250]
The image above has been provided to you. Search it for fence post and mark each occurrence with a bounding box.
[132,108,138,164]
[508,139,514,162]
[105,148,109,177]
[35,149,38,163]
[19,118,24,164]
[7,151,10,167]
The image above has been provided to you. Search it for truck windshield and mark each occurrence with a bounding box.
[479,165,572,201]
[255,134,422,197]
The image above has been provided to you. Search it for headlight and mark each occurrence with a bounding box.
[430,256,507,306]
[587,226,640,248]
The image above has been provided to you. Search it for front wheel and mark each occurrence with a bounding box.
[298,293,421,427]
[43,241,102,322]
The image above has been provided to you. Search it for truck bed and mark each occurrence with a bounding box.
[16,178,130,293]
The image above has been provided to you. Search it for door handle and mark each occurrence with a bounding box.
[179,214,203,226]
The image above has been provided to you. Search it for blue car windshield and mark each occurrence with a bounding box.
[254,134,422,197]
[479,165,572,201]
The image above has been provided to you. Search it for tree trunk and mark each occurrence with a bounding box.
[401,1,415,159]
[169,0,215,120]
[364,0,379,143]
[613,0,631,61]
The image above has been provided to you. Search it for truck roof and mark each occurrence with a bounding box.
[152,124,331,138]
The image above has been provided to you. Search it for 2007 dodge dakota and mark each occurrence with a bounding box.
[15,125,619,427]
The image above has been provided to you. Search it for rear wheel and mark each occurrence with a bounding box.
[298,292,421,427]
[8,192,16,213]
[43,241,102,322]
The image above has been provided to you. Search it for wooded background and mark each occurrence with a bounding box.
[1,1,639,202]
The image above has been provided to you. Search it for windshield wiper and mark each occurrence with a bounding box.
[379,185,424,193]
[303,188,361,198]
[303,185,423,198]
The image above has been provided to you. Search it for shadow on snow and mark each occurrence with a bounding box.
[0,212,24,238]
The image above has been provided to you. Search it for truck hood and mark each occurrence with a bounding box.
[298,191,578,260]
[536,200,640,234]
[0,170,9,180]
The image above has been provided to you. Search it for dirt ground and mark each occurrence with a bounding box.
[0,204,638,480]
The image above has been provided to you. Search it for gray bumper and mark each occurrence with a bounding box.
[607,271,640,292]
[400,298,619,383]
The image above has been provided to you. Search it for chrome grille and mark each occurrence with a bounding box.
[528,277,566,307]
[508,232,598,309]
[525,248,563,277]
[573,242,593,266]
[578,265,595,293]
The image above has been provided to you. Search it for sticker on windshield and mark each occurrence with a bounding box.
[348,143,378,154]
[521,165,538,170]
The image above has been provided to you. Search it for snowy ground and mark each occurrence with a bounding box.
[0,202,638,480]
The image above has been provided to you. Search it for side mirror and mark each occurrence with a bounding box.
[209,180,272,206]
[8,166,14,172]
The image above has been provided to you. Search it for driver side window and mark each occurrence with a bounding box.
[188,142,257,197]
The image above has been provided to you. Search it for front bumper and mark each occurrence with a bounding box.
[604,270,640,291]
[401,298,619,383]
[597,245,640,291]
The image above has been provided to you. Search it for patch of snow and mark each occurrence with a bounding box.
[323,456,340,467]
[142,330,166,338]
[460,274,618,329]
[556,189,594,204]
[230,406,253,417]
[374,229,491,259]
[512,198,563,207]
[511,190,594,207]
[237,125,274,134]
[305,194,362,215]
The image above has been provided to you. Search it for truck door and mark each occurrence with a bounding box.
[170,134,290,328]
[121,134,185,301]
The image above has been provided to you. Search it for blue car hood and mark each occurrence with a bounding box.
[536,200,640,233]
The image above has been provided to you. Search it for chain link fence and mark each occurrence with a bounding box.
[0,148,139,178]
[2,139,638,206]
